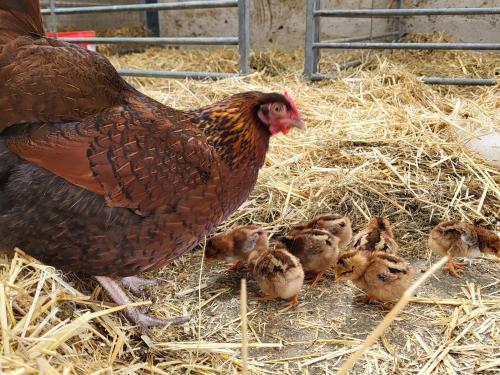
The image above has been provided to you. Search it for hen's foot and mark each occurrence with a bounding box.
[121,276,158,294]
[96,276,188,327]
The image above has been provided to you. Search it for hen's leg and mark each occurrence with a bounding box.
[121,276,158,294]
[96,276,174,327]
[443,251,465,278]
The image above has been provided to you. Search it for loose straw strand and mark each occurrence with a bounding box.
[240,278,249,375]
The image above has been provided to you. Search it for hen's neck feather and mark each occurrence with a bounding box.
[182,95,271,171]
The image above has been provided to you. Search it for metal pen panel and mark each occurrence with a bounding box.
[323,32,399,44]
[42,0,249,79]
[117,69,239,79]
[314,42,500,50]
[304,0,321,80]
[41,1,238,15]
[238,0,250,74]
[314,8,500,17]
[304,2,499,85]
[61,37,239,45]
[422,77,497,86]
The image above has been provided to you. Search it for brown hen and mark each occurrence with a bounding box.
[0,1,305,326]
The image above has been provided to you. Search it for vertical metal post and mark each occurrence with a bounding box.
[395,0,402,40]
[305,0,320,79]
[238,0,250,75]
[49,0,58,39]
[145,0,160,37]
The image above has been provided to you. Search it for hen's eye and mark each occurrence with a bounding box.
[273,105,283,113]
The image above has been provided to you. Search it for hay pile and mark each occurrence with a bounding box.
[1,34,499,373]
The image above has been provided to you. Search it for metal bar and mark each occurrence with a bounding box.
[49,0,57,40]
[395,0,402,40]
[313,42,500,50]
[304,0,320,79]
[41,0,238,15]
[314,7,500,17]
[238,0,250,74]
[313,0,321,75]
[309,59,363,80]
[145,0,160,37]
[422,77,497,86]
[117,68,239,79]
[324,32,398,43]
[311,74,497,86]
[57,37,239,45]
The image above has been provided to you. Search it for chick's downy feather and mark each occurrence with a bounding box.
[248,244,304,302]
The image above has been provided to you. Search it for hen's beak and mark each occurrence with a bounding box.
[289,117,306,132]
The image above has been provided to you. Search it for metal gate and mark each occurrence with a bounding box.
[304,0,500,85]
[41,0,250,79]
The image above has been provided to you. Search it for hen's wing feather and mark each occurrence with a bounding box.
[0,0,44,42]
[4,98,222,216]
[0,36,130,131]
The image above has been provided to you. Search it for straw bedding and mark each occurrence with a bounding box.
[0,33,499,374]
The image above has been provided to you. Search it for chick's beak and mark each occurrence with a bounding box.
[289,116,306,132]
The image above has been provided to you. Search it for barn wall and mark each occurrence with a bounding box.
[157,0,500,50]
[403,0,500,42]
[158,0,394,50]
[40,1,143,32]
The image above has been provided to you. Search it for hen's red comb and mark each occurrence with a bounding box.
[284,91,301,117]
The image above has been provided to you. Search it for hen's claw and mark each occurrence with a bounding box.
[96,276,182,328]
[121,276,158,294]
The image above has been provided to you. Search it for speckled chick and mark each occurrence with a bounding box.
[289,213,352,249]
[248,243,304,305]
[205,225,267,270]
[281,228,340,286]
[428,221,500,277]
[352,217,399,254]
[335,250,415,307]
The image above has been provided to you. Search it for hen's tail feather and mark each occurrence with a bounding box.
[0,0,44,43]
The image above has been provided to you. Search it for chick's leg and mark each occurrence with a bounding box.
[310,270,326,287]
[96,276,188,327]
[225,261,243,271]
[355,294,392,310]
[285,294,300,306]
[443,251,465,278]
[121,276,158,294]
[255,294,276,302]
